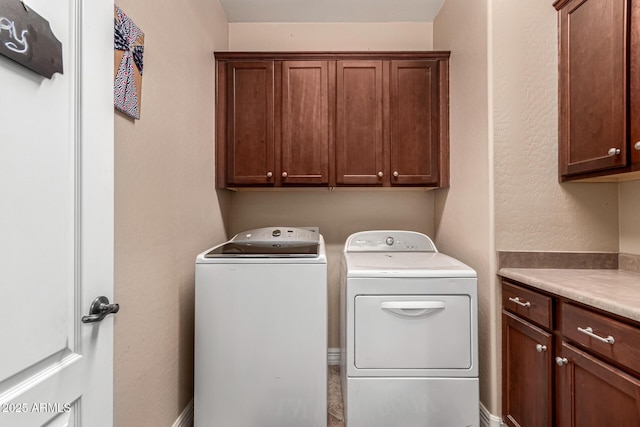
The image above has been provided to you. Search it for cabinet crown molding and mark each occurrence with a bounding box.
[552,0,572,11]
[214,51,451,61]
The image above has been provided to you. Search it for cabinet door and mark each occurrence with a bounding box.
[502,311,553,427]
[556,342,640,427]
[558,0,628,177]
[631,0,640,170]
[389,60,439,186]
[281,61,329,185]
[336,61,384,185]
[226,61,275,185]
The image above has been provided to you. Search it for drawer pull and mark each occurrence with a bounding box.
[508,297,531,308]
[577,326,615,344]
[381,301,445,317]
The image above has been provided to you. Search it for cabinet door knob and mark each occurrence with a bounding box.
[536,344,547,353]
[266,171,273,178]
[377,171,384,178]
[608,148,621,156]
[282,172,288,178]
[555,357,568,367]
[634,141,640,151]
[393,171,399,178]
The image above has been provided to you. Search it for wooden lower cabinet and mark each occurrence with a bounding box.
[502,279,640,427]
[502,311,553,427]
[556,342,640,427]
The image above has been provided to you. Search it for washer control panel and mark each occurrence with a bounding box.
[232,227,319,244]
[345,230,437,252]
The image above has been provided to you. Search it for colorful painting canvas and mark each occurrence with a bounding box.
[114,5,144,119]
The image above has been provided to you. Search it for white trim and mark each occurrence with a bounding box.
[328,347,341,365]
[172,399,194,427]
[480,402,504,427]
[486,0,502,419]
[79,0,115,424]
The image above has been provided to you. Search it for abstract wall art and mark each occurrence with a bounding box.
[114,4,144,120]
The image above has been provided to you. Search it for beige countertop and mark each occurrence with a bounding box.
[499,268,640,323]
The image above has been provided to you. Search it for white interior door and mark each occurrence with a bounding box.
[0,0,114,426]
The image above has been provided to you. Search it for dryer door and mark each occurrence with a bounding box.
[354,295,472,369]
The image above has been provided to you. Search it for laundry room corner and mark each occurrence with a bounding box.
[113,0,229,425]
[7,0,640,425]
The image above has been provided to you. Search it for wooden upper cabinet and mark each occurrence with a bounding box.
[390,60,440,185]
[280,61,330,185]
[555,0,640,181]
[224,61,275,186]
[336,60,384,185]
[631,0,640,171]
[215,52,450,188]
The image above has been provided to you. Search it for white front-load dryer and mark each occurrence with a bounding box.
[195,227,327,427]
[340,230,479,427]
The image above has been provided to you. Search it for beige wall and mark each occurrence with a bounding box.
[432,0,494,413]
[229,22,433,50]
[492,0,619,253]
[225,22,436,349]
[113,0,229,426]
[620,181,640,254]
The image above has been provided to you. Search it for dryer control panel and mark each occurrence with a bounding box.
[345,230,437,253]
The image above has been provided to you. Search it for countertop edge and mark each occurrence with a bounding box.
[499,267,640,324]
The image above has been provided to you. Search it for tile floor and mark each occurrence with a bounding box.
[327,365,345,427]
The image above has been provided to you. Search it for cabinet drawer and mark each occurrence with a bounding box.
[561,302,640,374]
[502,281,552,329]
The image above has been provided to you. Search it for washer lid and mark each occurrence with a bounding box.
[203,227,321,258]
[344,251,477,278]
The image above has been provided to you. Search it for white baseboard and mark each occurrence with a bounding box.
[328,347,341,365]
[172,398,194,427]
[480,402,504,427]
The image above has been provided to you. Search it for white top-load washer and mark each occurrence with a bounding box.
[340,230,478,427]
[195,227,327,427]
